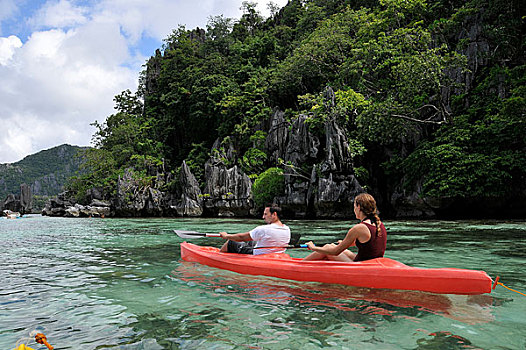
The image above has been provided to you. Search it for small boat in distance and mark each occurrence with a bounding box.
[3,209,21,219]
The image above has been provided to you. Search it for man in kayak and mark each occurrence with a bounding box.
[303,193,387,261]
[219,204,291,255]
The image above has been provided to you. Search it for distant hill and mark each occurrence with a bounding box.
[0,144,88,205]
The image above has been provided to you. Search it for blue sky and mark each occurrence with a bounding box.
[0,0,288,163]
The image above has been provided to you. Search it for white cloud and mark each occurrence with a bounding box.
[27,0,88,29]
[1,112,87,162]
[94,0,235,44]
[0,0,290,163]
[0,35,22,65]
[0,23,136,163]
[92,0,288,44]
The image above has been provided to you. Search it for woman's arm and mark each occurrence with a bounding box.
[306,224,370,256]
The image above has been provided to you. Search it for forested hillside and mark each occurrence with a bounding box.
[66,0,525,218]
[0,144,86,208]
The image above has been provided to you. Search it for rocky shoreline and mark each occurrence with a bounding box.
[40,96,526,220]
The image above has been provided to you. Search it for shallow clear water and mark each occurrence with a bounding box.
[1,215,525,349]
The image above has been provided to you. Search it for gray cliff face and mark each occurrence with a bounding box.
[457,13,491,94]
[31,173,59,196]
[268,112,315,217]
[389,183,437,219]
[120,118,354,219]
[114,168,165,217]
[322,119,353,173]
[441,11,492,113]
[203,150,252,217]
[173,161,203,216]
[145,49,162,96]
[314,173,363,219]
[266,112,320,166]
[266,90,363,218]
[273,118,363,218]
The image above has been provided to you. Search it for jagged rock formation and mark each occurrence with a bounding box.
[1,183,32,214]
[42,89,365,219]
[268,88,364,218]
[113,168,165,217]
[203,139,253,217]
[171,161,203,216]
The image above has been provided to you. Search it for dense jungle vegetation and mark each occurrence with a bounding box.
[67,0,525,214]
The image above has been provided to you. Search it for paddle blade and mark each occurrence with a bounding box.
[174,230,221,239]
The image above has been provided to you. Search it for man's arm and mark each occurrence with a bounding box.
[219,231,252,242]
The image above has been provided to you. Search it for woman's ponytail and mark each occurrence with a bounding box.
[354,193,382,236]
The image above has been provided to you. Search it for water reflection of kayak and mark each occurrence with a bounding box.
[180,242,493,295]
[173,262,495,324]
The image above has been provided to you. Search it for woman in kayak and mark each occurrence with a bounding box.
[303,193,386,262]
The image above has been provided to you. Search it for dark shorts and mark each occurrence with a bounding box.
[227,240,256,254]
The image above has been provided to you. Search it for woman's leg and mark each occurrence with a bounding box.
[303,243,356,262]
[303,251,329,261]
[326,250,355,262]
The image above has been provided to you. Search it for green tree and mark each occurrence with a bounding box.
[396,65,526,198]
[252,167,285,208]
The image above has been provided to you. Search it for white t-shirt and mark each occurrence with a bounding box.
[250,223,291,255]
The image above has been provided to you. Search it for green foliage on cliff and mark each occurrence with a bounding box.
[252,167,285,208]
[66,90,165,203]
[71,0,524,206]
[397,65,526,198]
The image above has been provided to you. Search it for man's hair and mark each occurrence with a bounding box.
[265,203,282,218]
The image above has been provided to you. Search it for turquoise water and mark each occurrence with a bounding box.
[1,215,525,349]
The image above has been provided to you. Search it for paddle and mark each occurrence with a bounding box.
[175,230,314,249]
[254,244,308,249]
[174,230,221,238]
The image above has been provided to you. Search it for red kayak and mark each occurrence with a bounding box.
[180,242,493,295]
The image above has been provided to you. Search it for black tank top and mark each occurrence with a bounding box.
[354,221,387,262]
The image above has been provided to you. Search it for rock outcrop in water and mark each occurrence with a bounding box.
[41,85,366,219]
[41,191,111,217]
[1,183,32,215]
[113,168,165,217]
[41,90,363,219]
